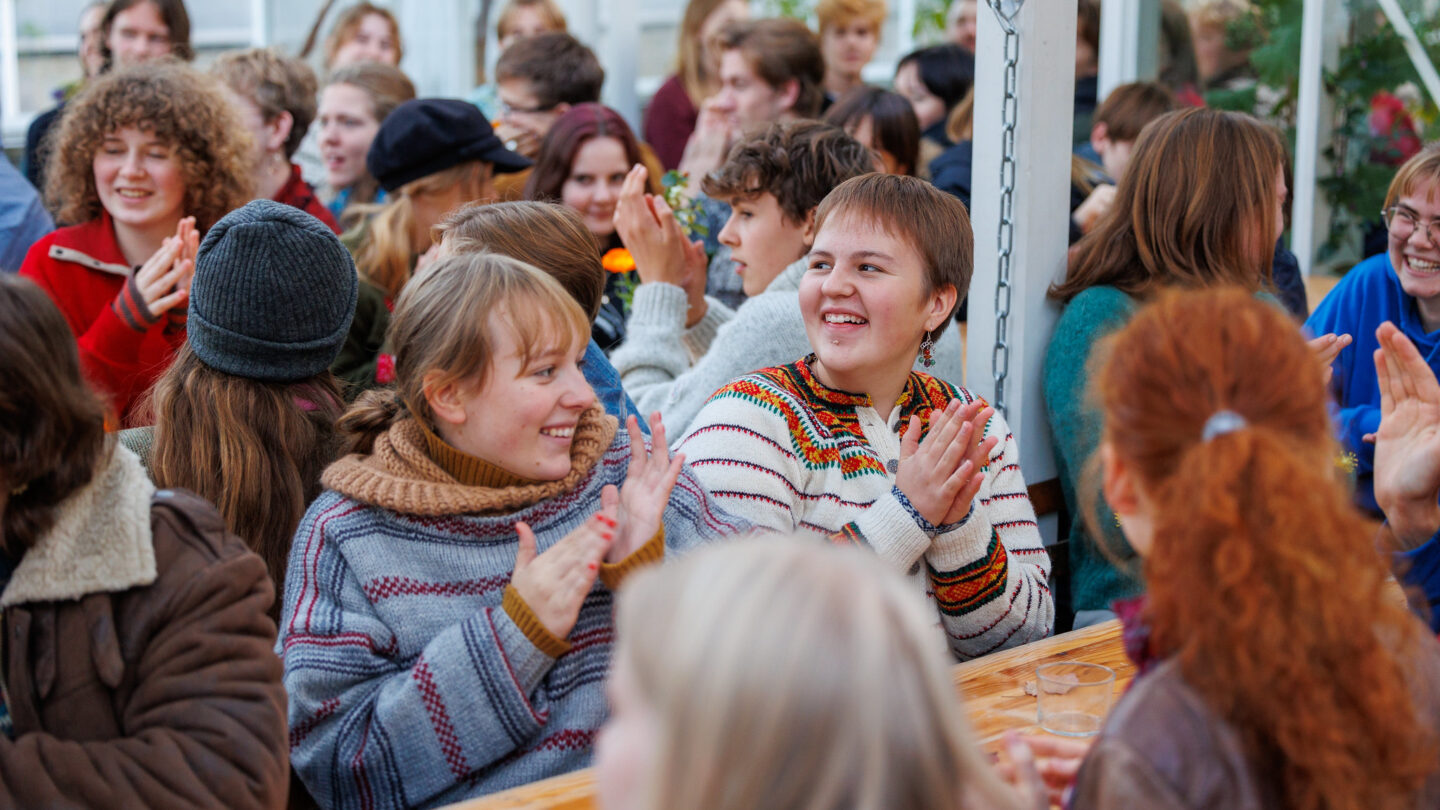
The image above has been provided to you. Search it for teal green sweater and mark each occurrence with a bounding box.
[1043,286,1145,613]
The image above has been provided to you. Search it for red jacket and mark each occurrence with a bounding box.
[275,163,340,234]
[19,213,183,425]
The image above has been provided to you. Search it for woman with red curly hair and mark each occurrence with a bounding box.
[20,60,251,425]
[1070,287,1440,808]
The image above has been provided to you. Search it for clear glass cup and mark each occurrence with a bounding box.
[1035,662,1115,737]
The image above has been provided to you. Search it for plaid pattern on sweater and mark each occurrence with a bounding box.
[278,425,744,809]
[678,358,1054,660]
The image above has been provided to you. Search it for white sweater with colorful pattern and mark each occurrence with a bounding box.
[677,357,1054,659]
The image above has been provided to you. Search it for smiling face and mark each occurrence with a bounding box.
[1388,180,1440,328]
[800,214,956,400]
[562,136,630,239]
[894,61,945,132]
[822,18,879,79]
[93,125,186,236]
[318,83,381,191]
[713,50,794,129]
[430,310,595,481]
[331,13,400,68]
[107,1,173,69]
[717,191,812,297]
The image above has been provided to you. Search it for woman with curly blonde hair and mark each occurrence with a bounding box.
[20,60,251,425]
[1068,288,1440,808]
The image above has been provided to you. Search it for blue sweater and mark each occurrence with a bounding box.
[1306,253,1440,514]
[1399,534,1440,634]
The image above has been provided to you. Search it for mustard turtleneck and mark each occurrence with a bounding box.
[414,418,540,490]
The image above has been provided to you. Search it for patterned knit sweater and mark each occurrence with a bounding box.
[277,406,744,809]
[677,358,1054,660]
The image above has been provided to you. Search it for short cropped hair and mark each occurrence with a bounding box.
[1093,81,1177,142]
[701,121,876,226]
[816,0,887,34]
[824,87,920,176]
[494,32,604,108]
[1385,143,1440,210]
[719,19,826,119]
[814,173,973,340]
[211,48,319,158]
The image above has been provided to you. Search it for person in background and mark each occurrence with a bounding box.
[316,63,417,225]
[24,0,190,192]
[1066,288,1440,807]
[0,271,288,809]
[335,98,528,393]
[524,103,662,351]
[323,1,402,71]
[1044,108,1317,630]
[678,173,1054,660]
[1307,144,1440,517]
[1074,0,1101,146]
[494,33,606,163]
[123,200,355,625]
[597,539,1040,810]
[1070,81,1177,236]
[279,253,743,808]
[0,160,53,273]
[643,0,750,171]
[469,0,568,119]
[20,61,251,425]
[435,200,646,427]
[816,0,886,102]
[1190,0,1260,94]
[893,44,973,179]
[211,48,340,233]
[1158,0,1200,93]
[824,86,921,176]
[945,0,978,53]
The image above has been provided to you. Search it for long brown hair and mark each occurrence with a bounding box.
[675,0,736,103]
[100,0,193,69]
[1050,107,1285,303]
[523,103,655,212]
[1093,288,1437,809]
[150,346,344,618]
[0,276,110,555]
[322,2,403,69]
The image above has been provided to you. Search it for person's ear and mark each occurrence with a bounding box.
[1100,441,1140,517]
[424,372,470,428]
[801,208,818,246]
[776,78,801,113]
[553,101,572,118]
[1090,121,1109,157]
[922,283,958,334]
[266,111,294,155]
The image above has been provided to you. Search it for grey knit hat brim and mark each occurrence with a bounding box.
[189,306,355,383]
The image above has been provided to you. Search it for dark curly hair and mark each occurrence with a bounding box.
[701,120,875,225]
[45,59,253,231]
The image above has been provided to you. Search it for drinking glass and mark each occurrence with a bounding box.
[1035,662,1115,737]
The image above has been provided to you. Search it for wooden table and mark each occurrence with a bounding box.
[449,620,1130,810]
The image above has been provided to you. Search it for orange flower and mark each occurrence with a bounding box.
[602,247,636,274]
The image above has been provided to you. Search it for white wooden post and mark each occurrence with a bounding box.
[395,0,473,97]
[1097,0,1158,100]
[0,0,19,133]
[1291,0,1342,276]
[250,0,271,47]
[598,0,640,125]
[966,1,1075,544]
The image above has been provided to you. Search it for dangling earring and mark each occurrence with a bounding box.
[919,336,935,368]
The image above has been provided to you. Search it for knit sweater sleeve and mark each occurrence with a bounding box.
[279,499,561,810]
[924,406,1053,659]
[615,285,802,438]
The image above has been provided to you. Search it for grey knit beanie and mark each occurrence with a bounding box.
[188,200,358,382]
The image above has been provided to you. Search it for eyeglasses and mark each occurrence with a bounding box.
[497,99,557,116]
[1382,206,1440,245]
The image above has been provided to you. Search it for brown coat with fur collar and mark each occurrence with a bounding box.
[0,445,287,809]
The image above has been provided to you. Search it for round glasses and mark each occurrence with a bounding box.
[1382,206,1440,245]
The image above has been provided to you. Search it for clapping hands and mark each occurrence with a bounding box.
[895,398,999,528]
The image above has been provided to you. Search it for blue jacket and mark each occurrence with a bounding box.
[1399,534,1440,634]
[1306,252,1440,513]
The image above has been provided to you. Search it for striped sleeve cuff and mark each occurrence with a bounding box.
[501,584,572,659]
[599,528,665,590]
[111,274,160,332]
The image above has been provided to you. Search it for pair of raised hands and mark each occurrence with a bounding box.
[611,165,709,328]
[509,413,684,640]
[130,216,200,319]
[895,398,1000,529]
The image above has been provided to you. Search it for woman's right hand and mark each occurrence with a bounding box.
[511,507,616,639]
[130,229,194,319]
[894,398,999,528]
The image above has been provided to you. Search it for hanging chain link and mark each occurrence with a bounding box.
[986,0,1023,419]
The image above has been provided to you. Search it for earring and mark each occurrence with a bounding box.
[919,337,935,368]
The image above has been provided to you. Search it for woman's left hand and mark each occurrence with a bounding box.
[1308,332,1352,385]
[602,412,685,563]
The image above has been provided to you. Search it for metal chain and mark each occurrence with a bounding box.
[987,0,1023,419]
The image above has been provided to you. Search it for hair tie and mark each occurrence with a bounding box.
[1201,410,1247,442]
